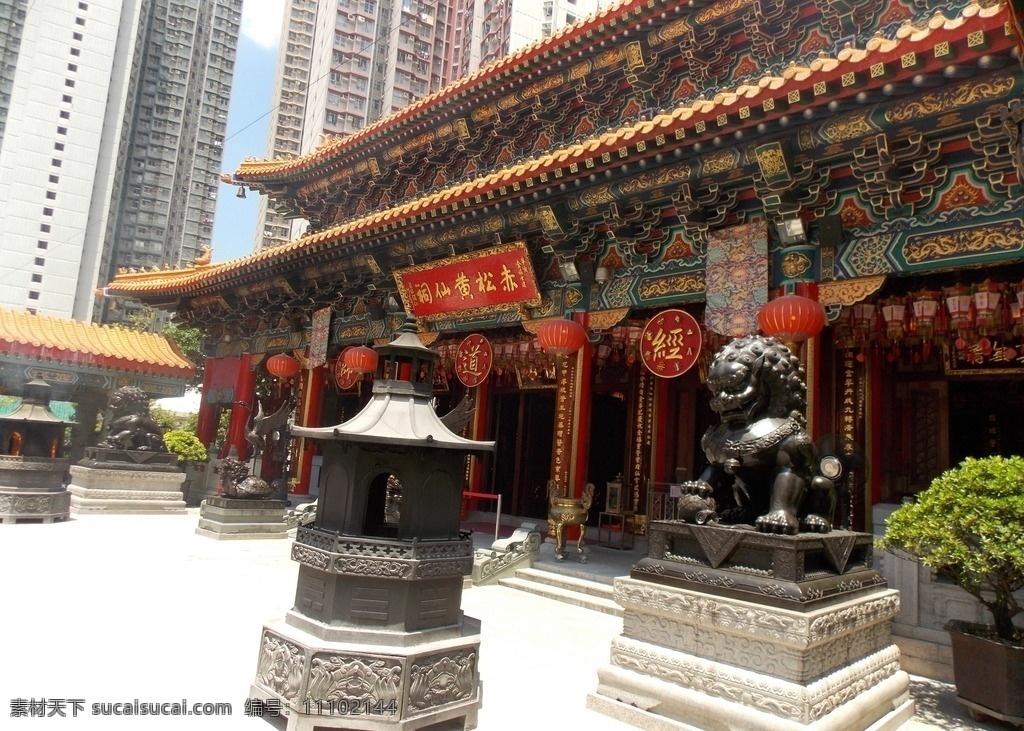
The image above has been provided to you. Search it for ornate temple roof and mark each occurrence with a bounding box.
[107,0,1016,305]
[0,307,195,379]
[231,0,641,182]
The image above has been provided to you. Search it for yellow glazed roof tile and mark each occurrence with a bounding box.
[0,307,195,377]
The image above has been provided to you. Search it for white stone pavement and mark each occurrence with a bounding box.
[0,511,1004,730]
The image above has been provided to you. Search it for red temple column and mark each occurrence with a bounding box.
[222,353,256,459]
[195,357,219,449]
[466,377,492,491]
[292,364,325,495]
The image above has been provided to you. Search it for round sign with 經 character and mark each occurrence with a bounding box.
[455,334,493,387]
[333,349,361,390]
[640,309,703,378]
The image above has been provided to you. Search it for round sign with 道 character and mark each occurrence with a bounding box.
[640,309,703,378]
[455,334,493,387]
[333,348,361,391]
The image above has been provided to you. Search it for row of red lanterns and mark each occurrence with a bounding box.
[836,280,1024,357]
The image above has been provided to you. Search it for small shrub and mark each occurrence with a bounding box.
[877,455,1024,644]
[163,429,209,465]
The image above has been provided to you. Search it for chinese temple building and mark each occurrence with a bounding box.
[0,307,196,460]
[107,0,1024,546]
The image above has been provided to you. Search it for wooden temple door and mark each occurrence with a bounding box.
[490,391,554,519]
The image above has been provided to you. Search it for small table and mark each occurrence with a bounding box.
[598,511,635,550]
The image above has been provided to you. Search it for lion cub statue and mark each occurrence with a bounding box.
[680,335,835,535]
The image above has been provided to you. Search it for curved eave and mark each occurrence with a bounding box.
[108,2,1016,302]
[0,308,196,379]
[291,390,494,453]
[232,0,655,184]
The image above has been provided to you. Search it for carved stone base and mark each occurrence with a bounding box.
[590,577,914,730]
[0,488,71,524]
[195,497,288,540]
[249,615,481,731]
[67,464,186,514]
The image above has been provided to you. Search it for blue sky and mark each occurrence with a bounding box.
[209,0,286,263]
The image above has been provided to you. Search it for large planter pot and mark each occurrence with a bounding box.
[948,620,1024,723]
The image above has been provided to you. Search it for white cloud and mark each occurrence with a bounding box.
[241,0,287,50]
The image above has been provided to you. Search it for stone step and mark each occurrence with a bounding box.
[498,570,622,616]
[514,567,616,598]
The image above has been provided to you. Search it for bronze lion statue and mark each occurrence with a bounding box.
[680,335,835,534]
[97,386,167,452]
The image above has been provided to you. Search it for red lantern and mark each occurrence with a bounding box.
[758,294,826,350]
[536,317,587,359]
[343,344,378,374]
[265,352,300,379]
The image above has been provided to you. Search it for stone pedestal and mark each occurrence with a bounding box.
[196,496,288,540]
[68,448,186,514]
[250,527,481,731]
[0,456,71,523]
[588,522,915,731]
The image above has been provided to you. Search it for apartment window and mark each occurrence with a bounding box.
[45,191,56,200]
[28,292,40,300]
[73,32,83,41]
[37,241,48,249]
[54,142,64,151]
[59,110,70,119]
[34,258,45,266]
[51,159,62,167]
[48,175,59,184]
[31,274,42,283]
[68,63,78,72]
[78,1,88,8]
[57,126,67,135]
[43,208,54,216]
[75,17,85,26]
[70,48,80,56]
[39,224,51,233]
[65,79,75,88]
[62,95,72,103]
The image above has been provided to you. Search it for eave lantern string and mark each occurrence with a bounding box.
[835,278,1024,363]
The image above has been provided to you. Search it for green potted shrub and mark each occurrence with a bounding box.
[163,429,209,503]
[877,455,1024,722]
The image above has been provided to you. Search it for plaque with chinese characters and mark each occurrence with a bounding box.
[393,241,541,321]
[333,349,361,390]
[640,309,702,378]
[455,334,493,387]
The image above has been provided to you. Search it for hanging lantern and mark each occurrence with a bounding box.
[757,293,827,351]
[265,352,300,379]
[851,301,877,345]
[943,284,974,334]
[536,317,587,359]
[972,280,1002,334]
[343,344,378,374]
[880,297,907,342]
[910,291,940,341]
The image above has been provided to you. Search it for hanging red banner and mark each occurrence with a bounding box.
[394,241,541,321]
[640,309,703,378]
[333,349,361,390]
[455,334,493,387]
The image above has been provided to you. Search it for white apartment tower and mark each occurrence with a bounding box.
[0,0,241,324]
[255,0,604,251]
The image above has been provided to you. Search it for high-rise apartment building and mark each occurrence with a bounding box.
[0,0,241,324]
[255,0,604,251]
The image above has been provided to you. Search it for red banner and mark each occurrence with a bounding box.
[394,242,541,321]
[455,334,493,387]
[641,309,703,378]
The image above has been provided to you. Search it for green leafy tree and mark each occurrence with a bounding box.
[162,324,205,389]
[149,406,180,433]
[877,455,1024,644]
[163,429,209,465]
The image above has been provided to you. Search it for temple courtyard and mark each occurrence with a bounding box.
[0,510,1005,730]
